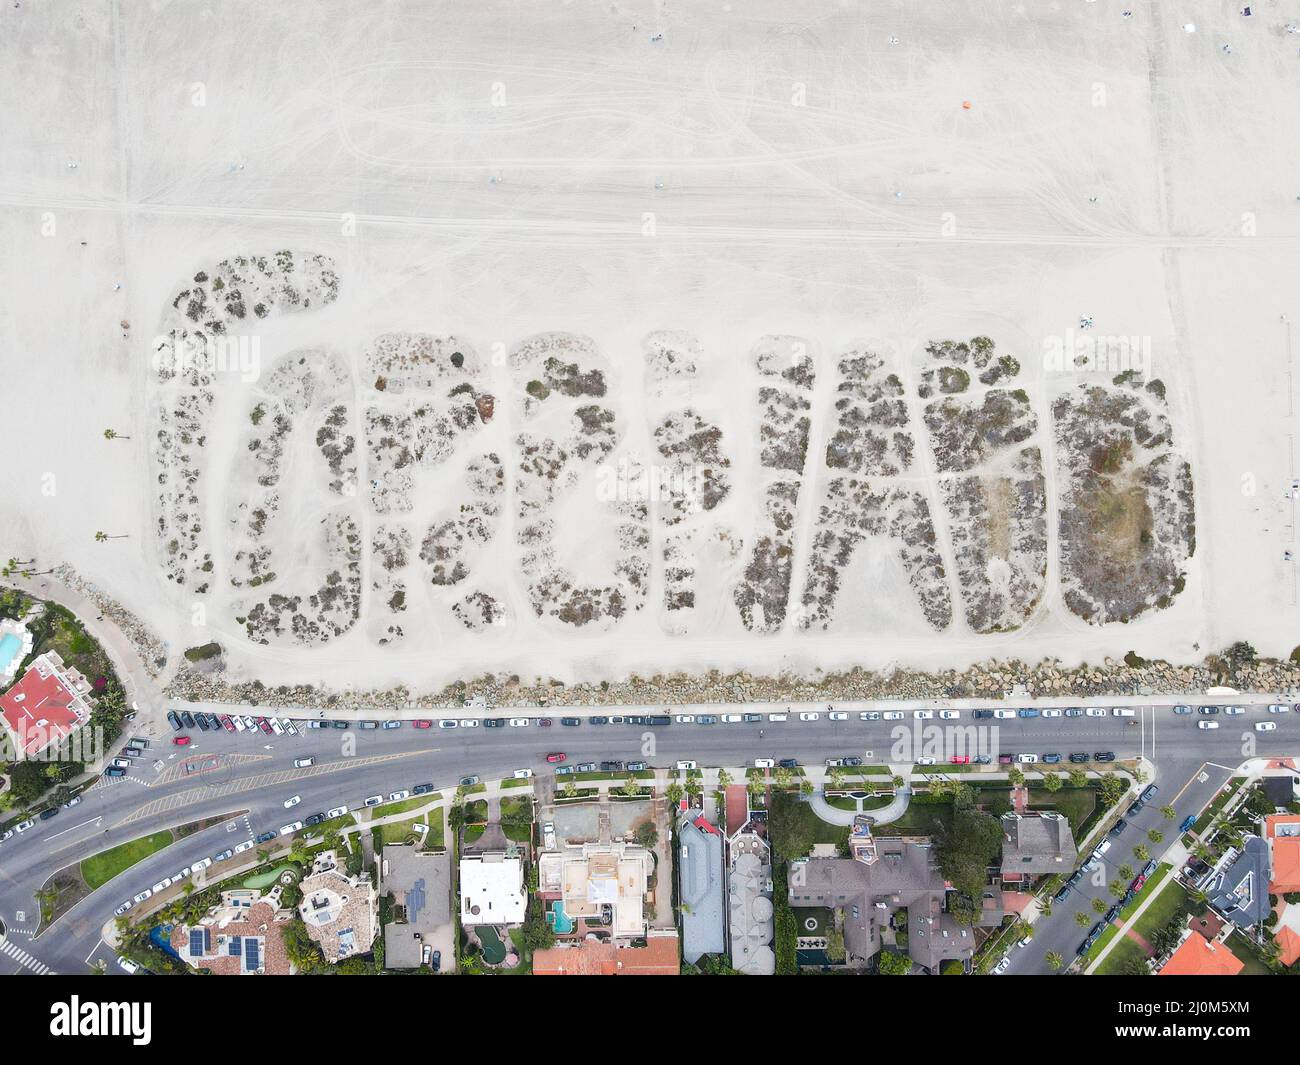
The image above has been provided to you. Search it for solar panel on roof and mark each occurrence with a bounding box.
[228,936,241,956]
[189,928,207,956]
[244,937,259,970]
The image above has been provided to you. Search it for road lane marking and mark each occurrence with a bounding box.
[44,816,104,841]
[0,936,54,975]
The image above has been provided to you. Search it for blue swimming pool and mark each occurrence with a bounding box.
[0,633,23,675]
[546,900,575,935]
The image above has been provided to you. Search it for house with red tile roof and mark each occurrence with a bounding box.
[170,891,292,975]
[0,652,92,757]
[532,932,680,975]
[1158,932,1244,977]
[1265,814,1300,895]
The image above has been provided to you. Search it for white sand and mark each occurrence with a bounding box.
[2,0,1298,692]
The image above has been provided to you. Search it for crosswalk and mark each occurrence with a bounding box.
[0,936,55,975]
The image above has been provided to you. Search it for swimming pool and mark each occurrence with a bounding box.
[477,925,507,965]
[0,633,22,676]
[546,900,575,935]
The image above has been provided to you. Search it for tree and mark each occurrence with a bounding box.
[1098,773,1127,808]
[1007,767,1025,787]
[774,767,794,791]
[877,950,911,975]
[716,768,732,790]
[665,781,683,807]
[1147,829,1163,845]
[634,822,658,850]
[934,807,1002,917]
[1133,844,1151,863]
[1074,911,1091,927]
[1117,864,1134,882]
[685,775,703,798]
[103,428,130,441]
[769,791,817,861]
[1091,897,1108,914]
[1045,951,1064,971]
[1042,771,1063,793]
[1160,804,1176,821]
[94,531,128,542]
[1069,768,1089,789]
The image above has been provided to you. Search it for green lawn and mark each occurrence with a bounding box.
[80,831,174,889]
[1028,787,1096,834]
[1130,877,1189,940]
[369,794,439,820]
[1094,932,1149,976]
[375,817,426,846]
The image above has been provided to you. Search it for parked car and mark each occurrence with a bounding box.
[973,709,994,720]
[546,752,567,763]
[828,712,848,721]
[599,761,623,773]
[560,717,581,726]
[1085,707,1107,717]
[257,718,274,735]
[799,712,820,721]
[104,767,125,777]
[1041,709,1062,718]
[513,769,534,779]
[939,710,961,720]
[327,806,349,818]
[256,831,277,844]
[234,839,256,853]
[882,711,904,721]
[950,756,970,765]
[484,718,504,728]
[39,807,59,821]
[357,720,378,730]
[167,710,182,730]
[389,790,410,801]
[754,758,775,768]
[283,795,301,808]
[279,822,302,836]
[1141,785,1158,802]
[213,848,234,862]
[861,711,882,720]
[173,736,191,746]
[993,709,1016,719]
[458,719,479,728]
[1198,705,1220,715]
[1197,721,1220,730]
[697,715,718,725]
[1068,752,1090,763]
[1172,704,1192,714]
[1064,708,1084,718]
[1093,751,1116,762]
[1255,721,1278,732]
[575,763,597,773]
[743,714,763,723]
[1042,753,1062,764]
[1112,707,1135,717]
[914,710,934,720]
[843,756,863,767]
[303,814,325,828]
[1269,703,1290,714]
[1223,706,1245,716]
[180,711,196,728]
[458,777,479,788]
[777,758,798,769]
[413,720,433,728]
[413,783,435,795]
[293,757,314,768]
[1016,754,1038,763]
[676,760,698,770]
[1018,708,1039,719]
[768,713,788,722]
[555,765,575,776]
[1179,814,1197,832]
[1108,819,1128,839]
[363,795,383,807]
[627,761,647,771]
[992,956,1011,975]
[916,757,936,766]
[193,714,210,731]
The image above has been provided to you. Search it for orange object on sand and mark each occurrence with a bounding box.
[962,100,972,110]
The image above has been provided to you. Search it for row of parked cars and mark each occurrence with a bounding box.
[167,709,299,737]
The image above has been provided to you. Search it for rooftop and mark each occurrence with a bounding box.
[1158,933,1244,977]
[678,814,726,963]
[459,852,527,926]
[532,933,680,976]
[0,652,91,757]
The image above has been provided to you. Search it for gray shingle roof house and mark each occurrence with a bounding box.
[1000,812,1076,877]
[1207,834,1270,929]
[678,814,726,963]
[728,831,775,975]
[787,819,991,972]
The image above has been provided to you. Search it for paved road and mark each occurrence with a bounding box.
[0,702,1293,974]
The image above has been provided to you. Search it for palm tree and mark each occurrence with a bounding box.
[1117,864,1134,882]
[665,781,683,807]
[94,531,128,542]
[1045,951,1064,971]
[1160,804,1176,821]
[685,775,703,798]
[1091,897,1107,915]
[103,428,130,441]
[716,768,732,790]
[1132,844,1151,863]
[1147,828,1163,845]
[89,959,108,975]
[1069,768,1089,789]
[1074,911,1091,927]
[774,767,794,791]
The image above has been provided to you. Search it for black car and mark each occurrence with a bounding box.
[256,831,276,843]
[1054,882,1074,903]
[194,714,210,731]
[206,713,222,729]
[1198,705,1220,715]
[460,775,480,787]
[777,758,799,769]
[590,716,609,725]
[484,718,505,728]
[1108,819,1128,839]
[645,715,672,726]
[413,783,435,795]
[1068,752,1090,763]
[843,756,863,767]
[304,813,325,827]
[1094,751,1116,762]
[1126,800,1145,817]
[697,715,718,725]
[973,710,994,720]
[744,713,763,723]
[167,710,182,730]
[39,807,60,821]
[431,950,441,973]
[1105,904,1120,924]
[600,760,624,772]
[180,711,196,729]
[1042,753,1062,764]
[1141,784,1158,802]
[331,720,348,729]
[561,717,582,726]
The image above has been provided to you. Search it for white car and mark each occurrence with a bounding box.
[799,712,820,721]
[269,718,285,735]
[883,711,904,721]
[293,757,314,768]
[1198,721,1220,730]
[1223,707,1245,716]
[118,957,141,975]
[459,719,480,728]
[1085,707,1107,717]
[0,830,11,842]
[389,790,410,801]
[283,795,301,808]
[1269,704,1290,714]
[916,757,937,766]
[233,840,254,854]
[14,819,34,832]
[363,794,383,807]
[1041,709,1062,718]
[241,715,256,730]
[284,719,299,735]
[437,719,458,729]
[508,718,531,727]
[717,714,739,723]
[191,857,212,871]
[151,880,168,893]
[513,769,533,779]
[1112,708,1135,717]
[914,710,934,720]
[767,713,787,722]
[114,901,133,916]
[828,712,848,721]
[132,889,152,904]
[754,758,775,768]
[1016,754,1038,763]
[675,760,698,771]
[1255,721,1277,732]
[993,709,1016,719]
[939,710,960,720]
[860,711,880,721]
[992,956,1011,975]
[327,805,349,818]
[64,795,82,808]
[678,715,697,723]
[279,821,303,835]
[232,716,247,732]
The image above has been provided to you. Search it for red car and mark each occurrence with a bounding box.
[173,735,191,746]
[257,718,274,735]
[219,714,235,732]
[412,720,433,729]
[1131,874,1147,894]
[949,756,970,765]
[546,752,567,763]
